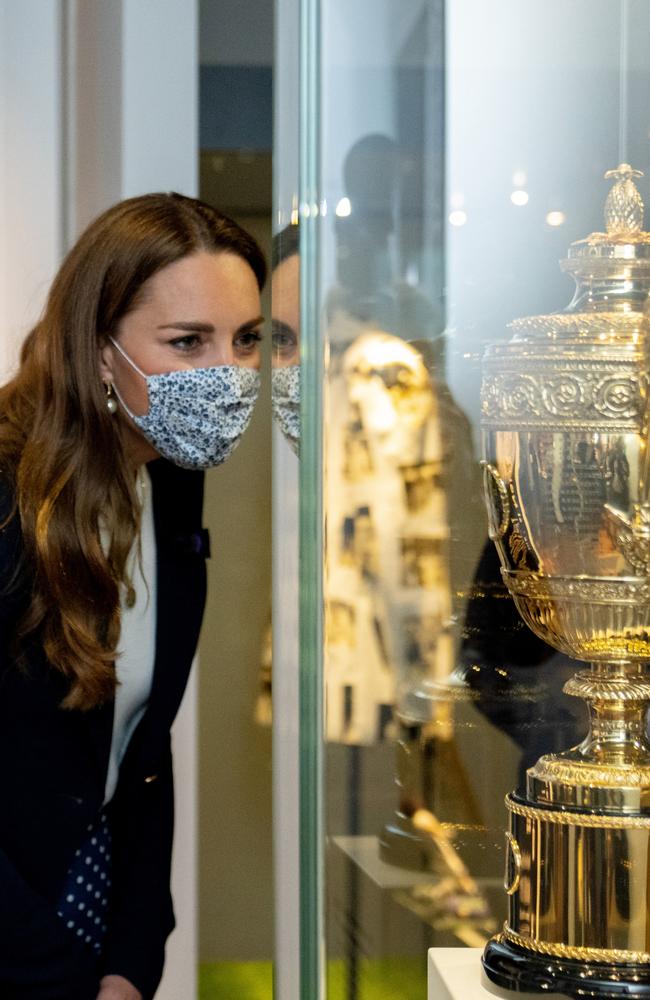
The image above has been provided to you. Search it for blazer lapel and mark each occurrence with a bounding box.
[134,460,207,756]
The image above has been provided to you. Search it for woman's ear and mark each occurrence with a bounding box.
[98,339,115,383]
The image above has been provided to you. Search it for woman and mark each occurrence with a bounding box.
[0,193,266,1000]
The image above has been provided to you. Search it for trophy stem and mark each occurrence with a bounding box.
[524,660,650,812]
[570,661,650,766]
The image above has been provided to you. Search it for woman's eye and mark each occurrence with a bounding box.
[236,330,263,351]
[169,334,201,352]
[271,322,298,358]
[272,331,297,355]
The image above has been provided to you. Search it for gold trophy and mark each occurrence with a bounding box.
[481,165,650,997]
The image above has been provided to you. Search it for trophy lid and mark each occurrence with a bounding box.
[565,164,650,264]
[503,164,650,341]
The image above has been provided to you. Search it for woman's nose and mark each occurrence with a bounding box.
[210,341,236,366]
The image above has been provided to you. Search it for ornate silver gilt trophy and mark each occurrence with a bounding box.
[481,165,650,998]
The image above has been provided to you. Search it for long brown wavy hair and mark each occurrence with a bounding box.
[0,193,266,710]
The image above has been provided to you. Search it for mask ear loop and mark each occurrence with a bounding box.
[107,336,147,419]
[108,336,147,378]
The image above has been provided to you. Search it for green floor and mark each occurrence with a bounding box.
[199,958,426,999]
[199,960,272,999]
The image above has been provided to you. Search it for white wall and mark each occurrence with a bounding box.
[0,1,62,379]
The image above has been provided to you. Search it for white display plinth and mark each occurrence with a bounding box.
[428,948,565,1000]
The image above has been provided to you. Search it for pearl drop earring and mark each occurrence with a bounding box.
[105,382,118,415]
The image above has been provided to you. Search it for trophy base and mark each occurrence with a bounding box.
[483,933,650,999]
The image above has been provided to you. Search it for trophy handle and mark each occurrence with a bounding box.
[480,461,510,540]
[604,502,650,575]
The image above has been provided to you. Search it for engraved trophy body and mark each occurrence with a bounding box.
[481,166,650,997]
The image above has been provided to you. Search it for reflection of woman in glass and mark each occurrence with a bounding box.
[271,224,300,453]
[0,194,265,1000]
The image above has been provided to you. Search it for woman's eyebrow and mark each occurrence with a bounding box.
[237,315,265,332]
[271,318,297,339]
[158,321,215,333]
[158,317,265,333]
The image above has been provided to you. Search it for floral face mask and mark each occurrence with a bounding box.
[109,337,260,470]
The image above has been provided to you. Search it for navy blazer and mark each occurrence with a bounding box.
[0,459,208,1000]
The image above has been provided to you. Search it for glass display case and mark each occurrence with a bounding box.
[272,2,650,997]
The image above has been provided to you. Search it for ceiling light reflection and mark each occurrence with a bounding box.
[449,210,467,227]
[511,190,529,207]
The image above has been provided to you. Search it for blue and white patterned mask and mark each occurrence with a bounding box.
[271,364,300,455]
[109,337,260,470]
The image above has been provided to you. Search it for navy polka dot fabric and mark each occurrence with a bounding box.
[56,810,112,954]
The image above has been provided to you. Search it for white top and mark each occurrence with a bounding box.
[104,467,157,803]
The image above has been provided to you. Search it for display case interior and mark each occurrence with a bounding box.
[272,1,650,997]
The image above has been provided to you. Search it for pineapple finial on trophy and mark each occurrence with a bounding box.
[603,163,644,235]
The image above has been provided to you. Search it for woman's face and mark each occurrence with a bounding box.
[99,250,262,458]
[271,253,300,367]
